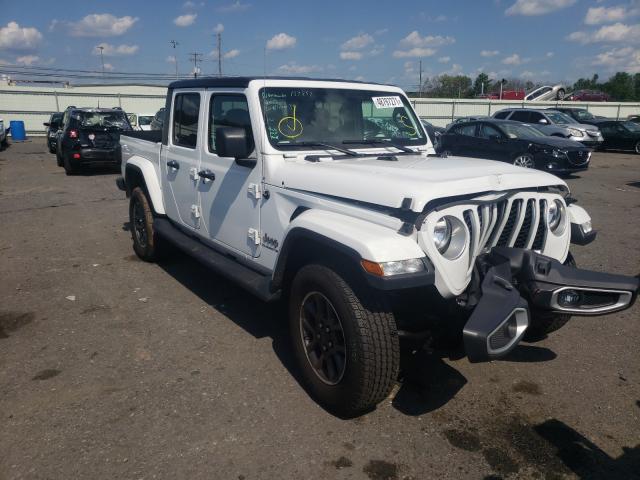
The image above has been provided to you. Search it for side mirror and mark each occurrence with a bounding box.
[215,127,255,167]
[538,118,549,124]
[43,122,50,127]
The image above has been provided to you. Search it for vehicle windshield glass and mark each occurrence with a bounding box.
[574,109,595,121]
[259,87,426,149]
[546,111,574,124]
[622,121,640,132]
[527,87,551,100]
[138,115,153,126]
[75,111,132,130]
[501,123,546,139]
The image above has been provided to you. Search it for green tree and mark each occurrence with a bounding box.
[602,72,634,101]
[424,74,473,98]
[473,73,492,96]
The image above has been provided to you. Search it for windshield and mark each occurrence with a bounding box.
[259,87,426,149]
[75,111,132,130]
[501,123,546,139]
[574,109,595,121]
[622,121,640,132]
[546,111,574,125]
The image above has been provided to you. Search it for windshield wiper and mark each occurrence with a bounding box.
[276,141,359,157]
[342,139,414,153]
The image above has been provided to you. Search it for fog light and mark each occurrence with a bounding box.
[581,221,592,234]
[558,289,582,307]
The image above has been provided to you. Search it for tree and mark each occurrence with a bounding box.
[602,72,634,101]
[473,73,492,96]
[423,74,473,98]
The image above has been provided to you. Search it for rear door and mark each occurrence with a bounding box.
[160,90,203,230]
[197,91,262,257]
[444,123,477,156]
[476,123,511,161]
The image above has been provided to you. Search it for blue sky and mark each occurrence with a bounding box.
[1,0,639,89]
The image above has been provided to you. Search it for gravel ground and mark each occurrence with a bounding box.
[1,139,638,480]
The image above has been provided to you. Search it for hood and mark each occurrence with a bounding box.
[571,122,599,132]
[280,154,566,212]
[528,136,587,149]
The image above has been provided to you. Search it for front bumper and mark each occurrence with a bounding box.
[463,247,638,362]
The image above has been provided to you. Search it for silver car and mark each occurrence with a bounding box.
[492,108,603,148]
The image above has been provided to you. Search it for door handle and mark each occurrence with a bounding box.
[198,170,216,181]
[167,160,179,170]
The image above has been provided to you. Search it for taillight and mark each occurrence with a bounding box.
[69,129,78,139]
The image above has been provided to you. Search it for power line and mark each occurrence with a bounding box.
[216,33,222,76]
[188,52,203,78]
[169,40,179,80]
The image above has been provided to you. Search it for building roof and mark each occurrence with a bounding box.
[168,76,385,89]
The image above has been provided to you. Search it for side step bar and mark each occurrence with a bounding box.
[153,218,279,303]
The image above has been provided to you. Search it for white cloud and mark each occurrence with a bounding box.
[375,28,389,35]
[480,50,500,57]
[92,43,139,56]
[392,47,437,58]
[400,31,455,48]
[266,33,296,50]
[369,45,384,56]
[218,1,251,12]
[224,49,240,59]
[506,0,576,16]
[174,14,197,27]
[166,55,177,63]
[213,23,224,34]
[546,51,554,58]
[277,62,322,74]
[438,56,450,63]
[340,51,363,60]
[592,46,640,72]
[502,53,528,65]
[70,14,138,37]
[520,70,551,78]
[0,22,42,51]
[568,22,640,43]
[441,63,463,75]
[16,55,39,65]
[341,33,374,50]
[585,6,627,25]
[183,1,204,8]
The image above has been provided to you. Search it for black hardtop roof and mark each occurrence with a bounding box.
[168,76,387,89]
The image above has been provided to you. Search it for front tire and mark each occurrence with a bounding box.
[635,141,640,155]
[513,153,535,168]
[525,253,576,341]
[129,187,164,262]
[289,264,400,417]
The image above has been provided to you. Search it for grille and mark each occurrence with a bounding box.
[462,196,546,256]
[567,150,590,166]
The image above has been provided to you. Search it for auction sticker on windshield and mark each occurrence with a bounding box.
[372,96,403,108]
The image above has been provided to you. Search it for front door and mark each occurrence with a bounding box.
[160,90,203,230]
[198,91,262,257]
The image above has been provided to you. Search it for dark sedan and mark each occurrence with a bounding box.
[43,112,63,153]
[589,120,640,154]
[420,119,445,148]
[439,119,591,174]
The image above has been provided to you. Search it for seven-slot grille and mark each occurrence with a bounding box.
[462,197,548,264]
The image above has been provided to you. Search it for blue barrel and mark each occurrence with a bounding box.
[9,120,26,141]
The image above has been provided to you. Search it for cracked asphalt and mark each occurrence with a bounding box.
[1,139,639,480]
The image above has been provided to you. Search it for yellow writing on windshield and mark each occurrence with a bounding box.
[278,104,304,139]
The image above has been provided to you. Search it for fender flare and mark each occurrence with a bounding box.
[125,156,165,215]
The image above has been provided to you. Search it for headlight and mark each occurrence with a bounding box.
[547,199,566,234]
[433,217,451,253]
[568,128,584,137]
[361,258,426,277]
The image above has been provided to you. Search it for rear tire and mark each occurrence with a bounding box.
[289,264,400,417]
[63,154,78,175]
[56,149,63,167]
[525,253,576,341]
[129,187,165,262]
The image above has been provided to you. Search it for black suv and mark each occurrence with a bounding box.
[56,107,132,175]
[43,112,63,153]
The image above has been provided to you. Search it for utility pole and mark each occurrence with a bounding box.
[216,33,222,76]
[418,59,423,97]
[98,45,105,79]
[189,52,203,78]
[169,40,179,79]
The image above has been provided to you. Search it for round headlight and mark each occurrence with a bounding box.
[433,217,451,253]
[547,199,565,232]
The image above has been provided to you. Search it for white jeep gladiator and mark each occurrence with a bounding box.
[116,77,638,417]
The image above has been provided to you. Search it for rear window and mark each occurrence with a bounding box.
[509,111,530,122]
[73,111,131,130]
[494,111,510,119]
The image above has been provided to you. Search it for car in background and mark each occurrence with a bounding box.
[438,119,591,174]
[492,108,603,147]
[547,107,603,125]
[56,107,132,175]
[565,90,610,102]
[419,118,445,148]
[127,113,155,131]
[525,84,566,101]
[485,90,526,100]
[588,119,640,154]
[627,114,640,124]
[446,116,491,129]
[43,112,63,153]
[149,107,166,131]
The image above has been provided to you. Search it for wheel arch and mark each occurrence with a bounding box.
[124,158,165,216]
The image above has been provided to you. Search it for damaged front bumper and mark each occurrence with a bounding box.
[463,247,639,362]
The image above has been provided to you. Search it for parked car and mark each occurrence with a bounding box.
[127,113,155,131]
[627,114,640,124]
[420,118,445,147]
[149,107,166,131]
[116,76,639,417]
[547,107,600,125]
[439,119,591,174]
[492,108,603,147]
[525,84,566,101]
[588,119,640,154]
[56,107,132,175]
[565,90,610,102]
[446,116,491,129]
[43,112,63,153]
[486,90,526,100]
